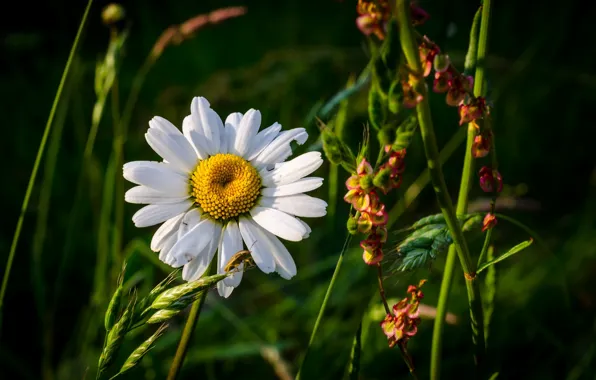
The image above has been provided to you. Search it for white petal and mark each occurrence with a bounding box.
[148,116,179,135]
[151,213,184,251]
[249,206,307,242]
[182,223,222,281]
[146,119,198,172]
[245,122,282,161]
[158,233,179,261]
[224,112,242,155]
[191,97,223,155]
[232,109,261,157]
[218,221,244,287]
[132,201,192,228]
[252,128,308,168]
[182,116,209,160]
[260,152,323,186]
[259,194,327,217]
[177,208,202,240]
[166,218,216,268]
[257,227,297,280]
[125,186,189,204]
[297,218,312,239]
[261,177,323,197]
[217,282,235,298]
[123,161,188,196]
[238,217,275,273]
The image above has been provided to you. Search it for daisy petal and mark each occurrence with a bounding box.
[182,223,222,281]
[182,116,209,160]
[245,122,282,161]
[259,194,327,217]
[238,217,275,273]
[125,186,189,205]
[218,221,244,287]
[252,128,308,168]
[158,233,179,261]
[261,177,323,197]
[151,213,185,251]
[232,109,261,157]
[217,282,235,298]
[166,218,216,268]
[260,151,323,186]
[297,218,312,239]
[123,161,188,196]
[249,206,307,242]
[132,201,192,228]
[247,223,297,280]
[191,97,223,155]
[146,119,197,172]
[177,209,202,240]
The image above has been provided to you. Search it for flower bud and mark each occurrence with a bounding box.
[472,133,490,158]
[482,213,498,232]
[347,215,359,235]
[479,166,503,193]
[433,54,451,73]
[102,4,126,26]
[373,167,392,191]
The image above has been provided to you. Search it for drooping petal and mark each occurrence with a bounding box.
[296,217,312,239]
[218,221,244,287]
[238,217,275,273]
[259,151,324,186]
[146,117,198,172]
[165,218,216,268]
[191,97,224,155]
[251,128,308,168]
[250,225,297,280]
[182,115,209,160]
[249,206,307,242]
[245,122,282,161]
[123,161,188,196]
[177,208,202,240]
[181,223,222,281]
[151,212,185,251]
[259,194,327,217]
[132,201,192,228]
[261,177,323,197]
[158,233,179,261]
[231,109,261,157]
[125,185,189,205]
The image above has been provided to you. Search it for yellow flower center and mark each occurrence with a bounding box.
[190,153,261,220]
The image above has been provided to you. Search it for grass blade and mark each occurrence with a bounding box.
[477,239,533,274]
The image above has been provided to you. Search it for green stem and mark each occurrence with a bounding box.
[295,234,352,380]
[0,0,93,333]
[396,0,488,376]
[167,287,210,380]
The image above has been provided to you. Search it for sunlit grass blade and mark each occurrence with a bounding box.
[0,0,94,332]
[477,238,533,274]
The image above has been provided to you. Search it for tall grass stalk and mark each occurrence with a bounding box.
[0,0,94,333]
[430,2,493,378]
[396,0,488,375]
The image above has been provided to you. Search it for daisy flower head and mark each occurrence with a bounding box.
[123,97,327,297]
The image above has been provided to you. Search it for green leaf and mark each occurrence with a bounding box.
[477,239,533,274]
[397,248,436,271]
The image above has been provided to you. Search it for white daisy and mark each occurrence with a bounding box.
[123,97,327,297]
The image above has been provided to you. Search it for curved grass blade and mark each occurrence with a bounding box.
[477,238,533,274]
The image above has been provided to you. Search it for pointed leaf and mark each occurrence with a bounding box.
[477,239,533,274]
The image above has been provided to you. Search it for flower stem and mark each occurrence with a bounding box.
[295,234,352,380]
[395,0,488,376]
[398,342,420,380]
[167,271,212,380]
[0,0,94,335]
[377,263,390,314]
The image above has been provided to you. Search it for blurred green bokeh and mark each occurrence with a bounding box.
[1,0,596,379]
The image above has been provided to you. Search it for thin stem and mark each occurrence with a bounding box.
[377,263,390,314]
[0,0,93,332]
[396,0,487,375]
[167,287,210,380]
[398,342,420,380]
[295,234,352,380]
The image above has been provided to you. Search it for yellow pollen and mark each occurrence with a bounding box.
[190,153,261,220]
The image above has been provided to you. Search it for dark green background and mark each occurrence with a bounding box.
[1,0,595,379]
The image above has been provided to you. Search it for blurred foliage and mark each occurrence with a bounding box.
[1,0,596,379]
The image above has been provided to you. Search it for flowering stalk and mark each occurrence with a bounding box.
[428,0,494,378]
[395,0,486,375]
